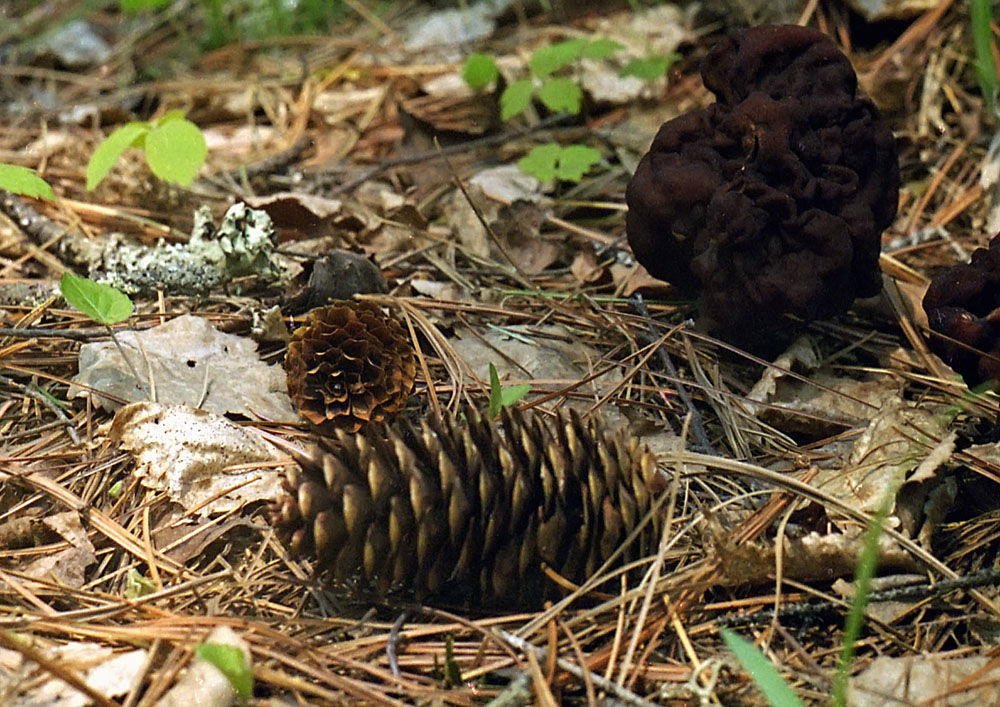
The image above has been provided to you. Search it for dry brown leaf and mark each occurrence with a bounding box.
[850,654,1000,706]
[108,402,284,516]
[70,314,295,422]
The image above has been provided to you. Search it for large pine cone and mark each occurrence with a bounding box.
[269,406,664,603]
[285,302,416,433]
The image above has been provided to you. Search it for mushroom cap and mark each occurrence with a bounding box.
[625,25,899,346]
[923,235,1000,387]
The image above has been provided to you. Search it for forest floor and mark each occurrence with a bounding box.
[1,0,1000,704]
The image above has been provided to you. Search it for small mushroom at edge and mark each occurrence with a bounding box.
[923,234,1000,387]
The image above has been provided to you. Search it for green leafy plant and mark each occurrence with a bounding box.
[463,39,678,183]
[60,273,148,399]
[518,143,602,182]
[621,52,682,80]
[487,362,530,419]
[195,642,253,701]
[0,164,54,202]
[463,38,674,122]
[463,52,500,89]
[86,110,207,191]
[124,568,156,599]
[504,38,621,121]
[721,630,804,707]
[971,0,998,116]
[60,272,133,325]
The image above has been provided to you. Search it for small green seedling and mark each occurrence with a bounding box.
[463,39,677,183]
[442,634,463,688]
[620,52,682,81]
[195,642,253,702]
[464,39,621,123]
[721,629,805,707]
[463,52,500,89]
[0,164,54,202]
[87,110,207,190]
[60,272,148,399]
[124,568,156,599]
[518,143,602,182]
[465,39,675,123]
[488,362,530,419]
[508,38,616,121]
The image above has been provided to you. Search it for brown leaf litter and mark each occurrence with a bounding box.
[3,1,1000,704]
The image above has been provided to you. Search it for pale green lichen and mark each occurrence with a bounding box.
[97,203,281,296]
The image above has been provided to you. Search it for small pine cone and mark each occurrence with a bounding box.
[269,406,664,603]
[286,302,416,433]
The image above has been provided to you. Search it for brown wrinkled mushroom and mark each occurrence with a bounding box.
[625,25,899,347]
[922,235,1000,387]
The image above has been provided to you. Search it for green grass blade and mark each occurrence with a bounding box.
[488,363,503,419]
[831,486,897,706]
[971,0,998,114]
[721,629,804,707]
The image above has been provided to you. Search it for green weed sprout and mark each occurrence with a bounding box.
[60,272,148,399]
[463,40,679,182]
[86,110,207,191]
[488,362,530,419]
[518,143,602,182]
[0,164,54,202]
[195,642,253,702]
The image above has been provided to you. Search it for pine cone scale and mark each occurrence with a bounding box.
[286,302,416,433]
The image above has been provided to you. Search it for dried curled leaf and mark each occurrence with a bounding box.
[269,406,664,603]
[285,302,416,433]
